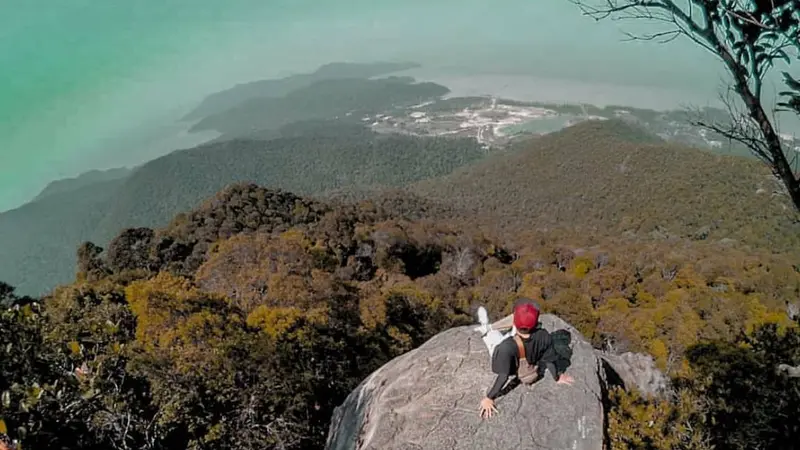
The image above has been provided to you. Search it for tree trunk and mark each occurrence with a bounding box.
[737,75,800,209]
[715,42,800,211]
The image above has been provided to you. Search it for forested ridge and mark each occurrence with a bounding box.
[2,116,800,450]
[32,168,132,203]
[190,77,450,139]
[183,61,419,121]
[2,176,799,449]
[97,129,484,237]
[0,70,461,297]
[413,120,800,251]
[0,126,485,296]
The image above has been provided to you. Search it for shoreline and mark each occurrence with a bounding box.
[389,67,723,113]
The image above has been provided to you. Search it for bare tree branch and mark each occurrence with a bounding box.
[567,0,800,211]
[621,29,683,43]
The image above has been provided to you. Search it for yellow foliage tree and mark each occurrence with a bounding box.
[124,272,242,371]
[359,293,388,330]
[543,288,597,340]
[247,305,328,339]
[518,273,543,302]
[571,256,593,279]
[607,387,711,450]
[196,231,331,314]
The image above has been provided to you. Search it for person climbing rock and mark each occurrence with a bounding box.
[474,298,574,419]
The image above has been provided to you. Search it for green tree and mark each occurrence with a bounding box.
[684,319,800,449]
[0,292,101,449]
[607,386,711,450]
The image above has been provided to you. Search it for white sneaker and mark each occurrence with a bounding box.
[477,306,489,325]
[473,306,491,335]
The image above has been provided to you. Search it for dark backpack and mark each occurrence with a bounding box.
[550,329,573,374]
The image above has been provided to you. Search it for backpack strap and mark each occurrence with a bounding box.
[513,335,526,360]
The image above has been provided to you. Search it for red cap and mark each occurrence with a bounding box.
[513,303,540,330]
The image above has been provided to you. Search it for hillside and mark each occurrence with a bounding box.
[32,167,131,202]
[6,118,800,298]
[2,182,798,450]
[190,77,450,138]
[0,176,128,293]
[412,119,800,250]
[94,128,484,239]
[0,126,485,295]
[184,61,418,120]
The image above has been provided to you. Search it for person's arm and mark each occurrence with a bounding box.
[486,343,514,399]
[486,372,509,399]
[528,330,559,380]
[532,332,569,383]
[480,345,512,419]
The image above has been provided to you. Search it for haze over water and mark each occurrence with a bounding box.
[1,0,797,212]
[394,69,721,111]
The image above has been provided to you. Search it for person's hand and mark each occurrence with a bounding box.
[479,397,498,419]
[557,373,574,386]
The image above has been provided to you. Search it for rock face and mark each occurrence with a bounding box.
[598,351,669,397]
[777,363,800,378]
[325,314,606,450]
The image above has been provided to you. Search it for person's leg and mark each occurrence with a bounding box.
[490,313,515,331]
[474,306,491,334]
[481,329,507,364]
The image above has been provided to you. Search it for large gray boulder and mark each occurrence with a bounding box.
[598,351,669,397]
[325,314,606,450]
[777,364,800,378]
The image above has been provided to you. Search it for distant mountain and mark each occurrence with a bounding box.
[0,175,128,293]
[190,76,449,139]
[33,167,132,201]
[0,125,485,295]
[411,119,800,249]
[184,61,419,120]
[216,118,378,143]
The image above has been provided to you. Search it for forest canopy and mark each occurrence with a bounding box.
[1,183,799,449]
[0,124,485,296]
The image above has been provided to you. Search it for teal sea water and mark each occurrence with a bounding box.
[0,0,795,211]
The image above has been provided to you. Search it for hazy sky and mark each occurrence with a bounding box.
[0,0,796,212]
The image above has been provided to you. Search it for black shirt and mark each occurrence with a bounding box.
[486,327,559,399]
